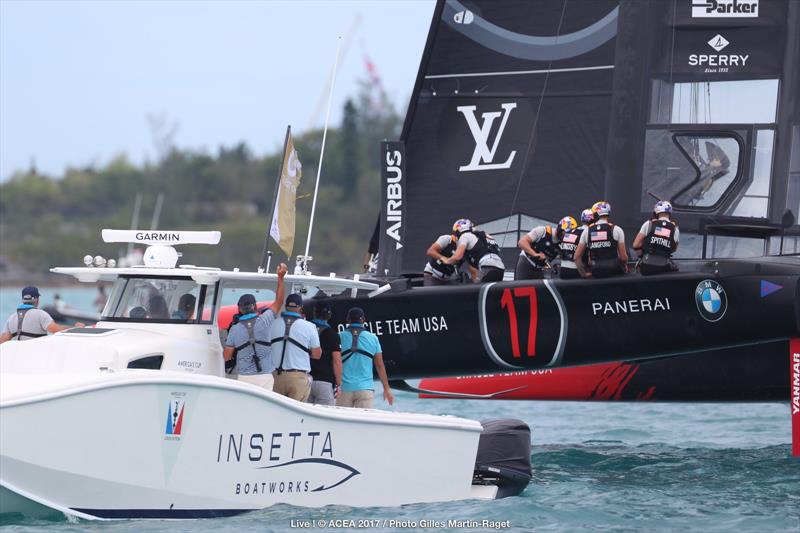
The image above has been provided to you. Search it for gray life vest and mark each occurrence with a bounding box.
[271,315,310,373]
[14,307,47,341]
[341,326,374,363]
[233,315,270,372]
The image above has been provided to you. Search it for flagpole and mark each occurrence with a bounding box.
[303,36,342,273]
[260,125,292,272]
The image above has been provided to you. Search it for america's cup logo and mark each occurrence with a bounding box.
[457,102,517,172]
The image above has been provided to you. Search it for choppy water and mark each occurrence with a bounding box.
[1,288,797,531]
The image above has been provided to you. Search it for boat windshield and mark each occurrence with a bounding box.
[103,275,217,324]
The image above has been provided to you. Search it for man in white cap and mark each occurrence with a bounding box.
[0,286,82,344]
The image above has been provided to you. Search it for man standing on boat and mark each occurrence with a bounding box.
[443,219,505,283]
[337,307,394,408]
[633,200,679,275]
[0,286,82,344]
[270,293,321,402]
[555,216,582,280]
[222,263,288,390]
[574,201,629,278]
[308,302,342,406]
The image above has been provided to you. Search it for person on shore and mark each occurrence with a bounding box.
[270,293,321,402]
[443,219,505,283]
[574,201,629,279]
[337,307,394,408]
[633,200,680,275]
[0,286,83,344]
[308,302,342,406]
[222,263,288,390]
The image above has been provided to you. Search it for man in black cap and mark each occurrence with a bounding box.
[0,286,82,344]
[223,263,288,389]
[269,293,321,401]
[337,307,394,408]
[308,302,342,406]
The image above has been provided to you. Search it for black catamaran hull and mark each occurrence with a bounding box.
[319,258,799,402]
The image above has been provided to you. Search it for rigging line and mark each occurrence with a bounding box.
[669,0,677,87]
[502,0,570,238]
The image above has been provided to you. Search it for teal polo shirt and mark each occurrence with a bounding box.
[338,324,382,392]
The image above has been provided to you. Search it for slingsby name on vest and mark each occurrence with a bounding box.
[591,298,672,316]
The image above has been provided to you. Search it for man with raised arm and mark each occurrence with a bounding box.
[222,263,288,390]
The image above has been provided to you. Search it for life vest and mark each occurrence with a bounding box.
[427,235,458,277]
[526,226,558,267]
[13,306,47,341]
[271,314,310,373]
[233,314,270,373]
[643,218,677,258]
[466,230,501,268]
[341,326,374,363]
[587,221,619,269]
[559,227,582,263]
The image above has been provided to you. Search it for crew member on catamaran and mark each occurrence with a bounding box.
[556,216,583,280]
[423,232,465,285]
[633,200,680,275]
[574,201,629,279]
[443,219,505,283]
[222,263,288,390]
[515,220,562,280]
[0,286,82,344]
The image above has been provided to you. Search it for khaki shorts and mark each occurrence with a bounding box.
[237,373,274,391]
[272,371,311,402]
[336,390,374,409]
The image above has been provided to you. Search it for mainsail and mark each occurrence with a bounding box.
[381,0,800,275]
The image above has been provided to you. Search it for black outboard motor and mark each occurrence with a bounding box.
[473,419,532,498]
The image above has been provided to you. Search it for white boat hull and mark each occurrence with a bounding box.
[0,372,485,519]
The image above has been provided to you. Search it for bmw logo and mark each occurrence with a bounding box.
[695,279,728,322]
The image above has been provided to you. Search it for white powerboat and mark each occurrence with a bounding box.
[0,230,531,520]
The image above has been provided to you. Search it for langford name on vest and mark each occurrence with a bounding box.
[591,298,672,316]
[135,232,180,241]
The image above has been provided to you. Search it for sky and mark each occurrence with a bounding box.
[0,0,436,179]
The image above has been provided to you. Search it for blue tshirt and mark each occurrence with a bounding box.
[338,324,382,392]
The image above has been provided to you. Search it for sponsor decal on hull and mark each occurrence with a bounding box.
[164,392,186,440]
[695,279,728,322]
[217,430,360,495]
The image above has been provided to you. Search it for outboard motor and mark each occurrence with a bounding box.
[473,419,532,498]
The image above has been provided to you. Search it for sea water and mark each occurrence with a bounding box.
[0,286,797,532]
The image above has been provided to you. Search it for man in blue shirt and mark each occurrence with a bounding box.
[223,263,288,390]
[270,293,321,402]
[337,307,394,408]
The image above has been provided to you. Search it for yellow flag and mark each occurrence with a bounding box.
[270,133,302,257]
